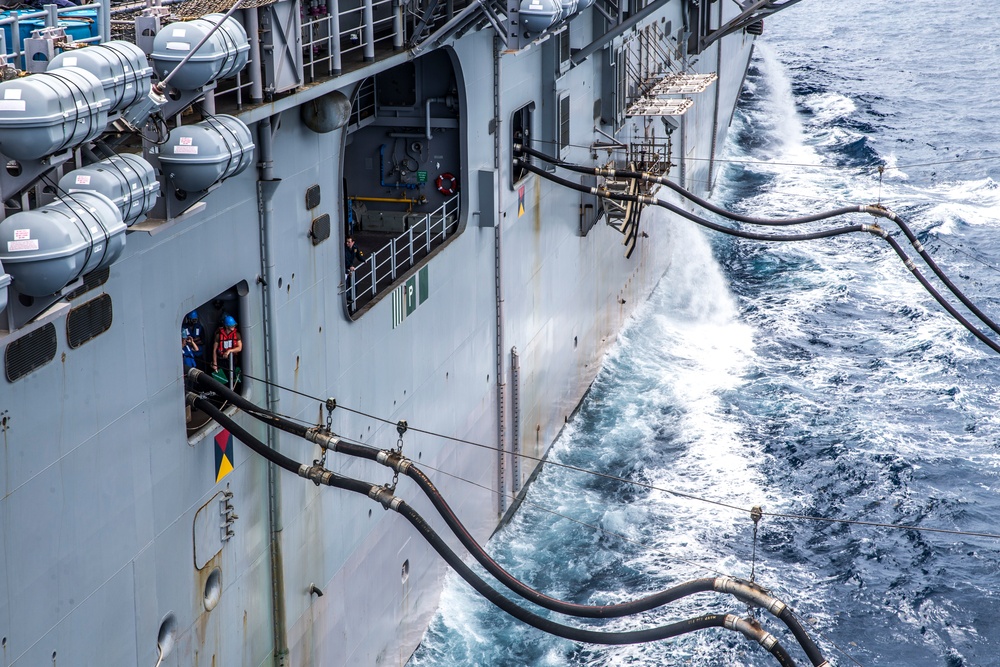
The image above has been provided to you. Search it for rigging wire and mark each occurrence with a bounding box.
[240,372,1000,542]
[189,391,805,665]
[532,135,1000,173]
[513,156,1000,355]
[518,143,1000,342]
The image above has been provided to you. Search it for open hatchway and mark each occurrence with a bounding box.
[341,50,464,315]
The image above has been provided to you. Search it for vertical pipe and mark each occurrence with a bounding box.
[246,7,265,103]
[45,4,58,28]
[202,88,217,115]
[256,116,289,666]
[362,0,375,61]
[491,35,507,517]
[328,0,342,74]
[510,346,521,494]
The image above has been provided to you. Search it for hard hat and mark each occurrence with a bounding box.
[188,310,198,320]
[223,315,237,327]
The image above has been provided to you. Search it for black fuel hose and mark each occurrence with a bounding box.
[187,397,798,664]
[515,158,1000,355]
[187,392,302,475]
[515,159,865,243]
[516,143,861,227]
[188,369,825,664]
[516,144,1000,342]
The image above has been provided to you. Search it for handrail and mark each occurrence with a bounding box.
[348,194,459,312]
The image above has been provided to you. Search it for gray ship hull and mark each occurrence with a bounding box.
[0,0,760,664]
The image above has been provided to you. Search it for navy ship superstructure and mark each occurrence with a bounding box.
[0,0,800,663]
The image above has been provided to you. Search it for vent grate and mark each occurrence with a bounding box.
[310,213,331,246]
[5,323,57,382]
[305,184,321,210]
[65,267,111,301]
[67,294,113,349]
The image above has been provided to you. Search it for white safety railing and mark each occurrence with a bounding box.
[301,0,402,79]
[347,193,460,312]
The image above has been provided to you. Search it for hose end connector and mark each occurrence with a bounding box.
[861,223,888,238]
[376,449,412,474]
[369,485,402,511]
[298,464,334,486]
[305,427,341,452]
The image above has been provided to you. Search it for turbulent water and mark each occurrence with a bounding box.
[409,2,1000,665]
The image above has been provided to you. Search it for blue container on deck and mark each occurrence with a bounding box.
[0,8,99,54]
[0,10,37,54]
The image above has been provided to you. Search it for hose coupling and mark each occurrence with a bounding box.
[862,223,888,238]
[912,239,924,253]
[904,258,916,271]
[727,615,778,650]
[758,631,778,651]
[376,449,412,474]
[299,464,333,486]
[369,485,402,511]
[714,577,786,616]
[305,427,341,451]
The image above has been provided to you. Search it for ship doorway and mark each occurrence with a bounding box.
[184,285,246,436]
[341,50,464,315]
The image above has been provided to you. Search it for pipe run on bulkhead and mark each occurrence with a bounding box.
[253,114,289,663]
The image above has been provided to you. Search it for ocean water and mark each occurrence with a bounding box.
[410,2,1000,665]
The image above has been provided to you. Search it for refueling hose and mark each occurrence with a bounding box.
[187,368,828,666]
[186,392,799,665]
[512,157,1000,356]
[516,143,1000,346]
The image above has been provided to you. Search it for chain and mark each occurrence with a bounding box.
[315,398,337,468]
[748,505,763,619]
[877,165,885,206]
[386,419,408,490]
[749,505,762,582]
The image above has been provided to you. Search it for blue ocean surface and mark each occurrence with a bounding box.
[410,1,1000,665]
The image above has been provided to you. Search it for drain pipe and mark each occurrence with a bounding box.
[424,96,451,140]
[256,114,289,665]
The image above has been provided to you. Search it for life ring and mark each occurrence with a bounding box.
[436,172,458,196]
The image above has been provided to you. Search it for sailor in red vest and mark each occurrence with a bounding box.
[212,315,243,379]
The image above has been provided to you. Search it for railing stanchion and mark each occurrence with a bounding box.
[390,239,397,281]
[329,0,342,74]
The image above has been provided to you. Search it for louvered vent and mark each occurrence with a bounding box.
[65,267,111,300]
[305,184,321,210]
[310,214,331,246]
[5,323,57,382]
[67,294,113,349]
